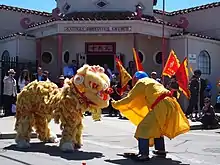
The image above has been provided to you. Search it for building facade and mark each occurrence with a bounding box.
[0,1,220,103]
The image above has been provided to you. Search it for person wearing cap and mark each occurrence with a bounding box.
[111,71,190,161]
[57,75,65,88]
[151,71,161,83]
[3,69,17,116]
[42,70,50,82]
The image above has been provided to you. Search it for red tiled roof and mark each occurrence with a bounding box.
[0,32,35,40]
[154,1,220,16]
[28,11,180,28]
[171,32,220,41]
[0,4,51,17]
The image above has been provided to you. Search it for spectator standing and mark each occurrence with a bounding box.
[32,67,43,81]
[215,92,220,111]
[104,64,113,81]
[126,61,136,76]
[3,69,17,116]
[42,70,50,81]
[63,63,74,78]
[57,75,65,88]
[151,71,161,83]
[166,75,179,99]
[18,69,30,92]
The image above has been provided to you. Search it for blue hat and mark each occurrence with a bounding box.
[133,71,149,80]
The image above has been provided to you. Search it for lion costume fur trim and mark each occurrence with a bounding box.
[15,69,105,146]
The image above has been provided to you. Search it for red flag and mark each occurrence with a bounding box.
[162,50,180,77]
[115,57,132,95]
[175,58,190,99]
[132,48,144,71]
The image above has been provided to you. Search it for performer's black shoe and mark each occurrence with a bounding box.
[152,150,167,158]
[133,154,150,161]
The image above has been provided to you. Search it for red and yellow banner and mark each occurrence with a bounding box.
[175,57,190,99]
[132,48,144,71]
[115,57,132,95]
[162,50,180,77]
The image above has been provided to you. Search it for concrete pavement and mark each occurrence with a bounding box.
[0,115,219,165]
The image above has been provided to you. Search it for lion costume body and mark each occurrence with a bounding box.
[15,64,111,152]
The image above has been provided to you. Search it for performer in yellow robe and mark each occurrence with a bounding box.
[111,71,190,161]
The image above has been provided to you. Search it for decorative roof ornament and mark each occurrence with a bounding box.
[95,0,108,8]
[135,4,143,19]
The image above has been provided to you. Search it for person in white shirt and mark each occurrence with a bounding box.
[18,69,30,92]
[3,69,17,116]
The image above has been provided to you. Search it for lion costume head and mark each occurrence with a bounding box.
[72,64,112,109]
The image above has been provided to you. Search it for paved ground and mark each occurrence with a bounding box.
[0,115,220,165]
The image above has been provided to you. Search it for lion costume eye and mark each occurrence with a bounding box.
[103,83,108,90]
[74,75,84,85]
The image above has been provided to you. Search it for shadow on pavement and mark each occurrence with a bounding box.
[105,156,190,165]
[190,125,220,130]
[4,142,104,161]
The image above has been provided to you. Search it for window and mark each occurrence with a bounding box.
[137,50,145,63]
[1,50,10,60]
[154,52,162,65]
[63,51,70,64]
[63,3,71,13]
[96,0,108,8]
[42,52,53,64]
[198,50,211,75]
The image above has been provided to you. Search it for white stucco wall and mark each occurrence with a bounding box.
[169,7,220,38]
[57,0,153,16]
[169,36,220,105]
[0,39,17,57]
[187,37,220,99]
[0,37,36,61]
[18,37,36,62]
[0,9,50,37]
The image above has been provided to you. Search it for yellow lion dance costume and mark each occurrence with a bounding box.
[15,64,112,152]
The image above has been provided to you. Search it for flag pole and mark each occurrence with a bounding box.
[161,0,165,83]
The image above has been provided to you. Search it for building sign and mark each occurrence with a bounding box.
[85,42,116,55]
[188,54,197,63]
[64,26,132,32]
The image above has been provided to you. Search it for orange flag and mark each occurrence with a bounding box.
[162,50,180,77]
[175,57,190,99]
[132,48,144,71]
[115,57,132,95]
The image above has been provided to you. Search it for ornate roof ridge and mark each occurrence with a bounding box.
[171,32,220,41]
[0,4,52,17]
[0,32,35,40]
[28,11,180,29]
[154,1,220,16]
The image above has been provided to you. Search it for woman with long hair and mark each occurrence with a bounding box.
[18,69,30,92]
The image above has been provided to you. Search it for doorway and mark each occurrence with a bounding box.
[87,55,114,70]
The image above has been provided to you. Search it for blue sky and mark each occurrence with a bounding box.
[0,0,218,12]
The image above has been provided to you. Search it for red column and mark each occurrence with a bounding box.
[57,35,63,74]
[36,39,42,67]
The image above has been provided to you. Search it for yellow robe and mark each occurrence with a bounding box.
[112,78,190,146]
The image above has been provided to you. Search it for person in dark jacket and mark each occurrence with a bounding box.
[186,70,207,118]
[166,75,179,99]
[32,67,43,81]
[200,98,217,129]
